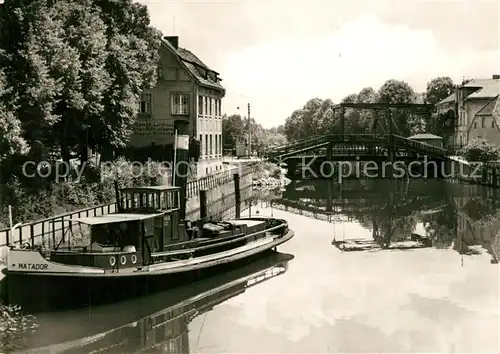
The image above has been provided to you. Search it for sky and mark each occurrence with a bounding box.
[139,0,500,128]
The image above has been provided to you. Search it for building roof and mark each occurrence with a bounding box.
[464,78,500,99]
[409,133,443,140]
[437,78,500,105]
[476,96,499,116]
[439,93,455,104]
[162,39,225,92]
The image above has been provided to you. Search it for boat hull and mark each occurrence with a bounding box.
[3,230,294,311]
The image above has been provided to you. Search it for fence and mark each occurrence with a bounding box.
[0,163,257,247]
[456,163,500,188]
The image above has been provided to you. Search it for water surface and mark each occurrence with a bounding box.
[16,179,500,353]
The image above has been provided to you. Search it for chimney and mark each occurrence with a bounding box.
[493,74,500,79]
[164,36,178,49]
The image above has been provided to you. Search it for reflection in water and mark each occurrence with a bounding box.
[18,252,293,354]
[275,179,500,263]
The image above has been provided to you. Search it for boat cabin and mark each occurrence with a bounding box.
[50,186,192,271]
[119,185,180,213]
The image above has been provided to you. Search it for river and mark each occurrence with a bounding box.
[8,178,500,353]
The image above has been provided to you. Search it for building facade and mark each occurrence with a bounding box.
[436,75,500,148]
[127,36,225,176]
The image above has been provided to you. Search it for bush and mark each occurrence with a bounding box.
[459,138,500,163]
[0,303,38,352]
[253,161,282,180]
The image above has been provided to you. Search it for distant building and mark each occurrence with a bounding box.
[436,74,500,148]
[127,36,225,176]
[409,133,444,148]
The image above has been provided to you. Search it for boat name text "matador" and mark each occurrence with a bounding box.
[17,263,49,270]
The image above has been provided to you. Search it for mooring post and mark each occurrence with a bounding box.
[173,119,190,221]
[234,173,241,218]
[199,189,208,220]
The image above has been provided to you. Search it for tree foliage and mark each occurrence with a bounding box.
[425,76,455,105]
[0,54,27,159]
[281,77,459,141]
[0,0,161,164]
[222,114,245,147]
[460,138,500,163]
[222,114,286,154]
[424,77,456,135]
[375,79,421,136]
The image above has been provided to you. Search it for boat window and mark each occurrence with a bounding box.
[156,192,161,209]
[91,224,118,245]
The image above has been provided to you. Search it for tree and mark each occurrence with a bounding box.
[0,0,161,163]
[424,77,456,134]
[0,56,27,160]
[425,77,455,105]
[460,138,500,163]
[284,109,305,141]
[94,0,161,156]
[222,114,245,146]
[356,87,377,133]
[313,98,335,133]
[284,98,325,141]
[376,79,419,136]
[260,128,287,149]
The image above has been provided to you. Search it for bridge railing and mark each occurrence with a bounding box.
[392,135,448,157]
[0,163,257,247]
[266,135,322,155]
[266,134,391,159]
[266,134,450,161]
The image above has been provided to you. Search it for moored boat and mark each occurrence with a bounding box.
[4,184,294,306]
[16,252,293,352]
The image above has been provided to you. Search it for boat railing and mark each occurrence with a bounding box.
[150,219,288,260]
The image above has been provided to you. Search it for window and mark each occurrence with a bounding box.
[210,134,213,156]
[482,117,485,128]
[204,97,208,115]
[205,134,208,158]
[140,93,152,114]
[214,99,218,117]
[209,98,213,116]
[492,120,495,128]
[473,122,476,129]
[199,134,204,157]
[219,135,222,155]
[219,99,222,116]
[198,96,203,116]
[215,134,218,156]
[171,93,189,115]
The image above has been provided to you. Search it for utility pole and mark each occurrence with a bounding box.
[247,103,251,158]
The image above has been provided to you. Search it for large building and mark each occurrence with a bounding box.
[436,74,500,148]
[127,36,225,176]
